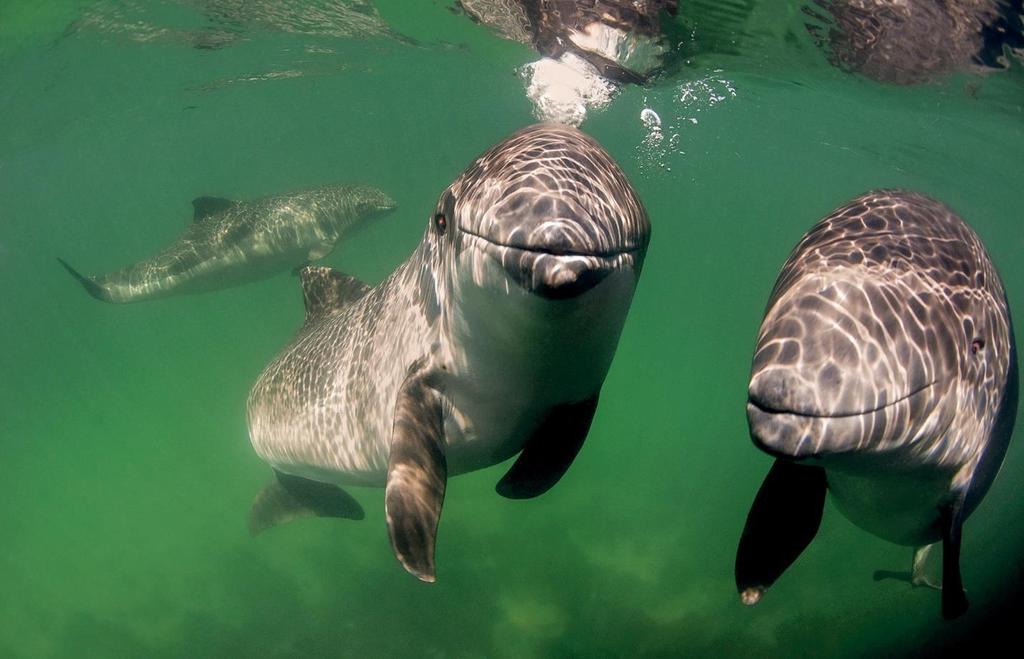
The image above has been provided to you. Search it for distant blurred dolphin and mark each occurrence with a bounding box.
[455,1,683,123]
[457,0,681,84]
[59,183,395,303]
[810,0,1024,84]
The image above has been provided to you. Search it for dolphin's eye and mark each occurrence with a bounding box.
[971,338,985,354]
[434,213,447,235]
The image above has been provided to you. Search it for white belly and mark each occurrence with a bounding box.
[825,466,955,546]
[248,256,639,488]
[440,267,638,475]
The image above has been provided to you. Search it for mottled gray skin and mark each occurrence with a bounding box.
[457,0,679,83]
[743,189,1017,612]
[247,123,650,579]
[810,0,1023,84]
[69,0,398,50]
[60,183,395,303]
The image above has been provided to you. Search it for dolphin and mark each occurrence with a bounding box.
[68,0,401,50]
[457,0,681,84]
[808,0,1024,84]
[735,190,1017,619]
[245,123,650,581]
[454,1,683,124]
[58,183,396,303]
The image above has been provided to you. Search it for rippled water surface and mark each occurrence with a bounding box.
[2,1,1023,656]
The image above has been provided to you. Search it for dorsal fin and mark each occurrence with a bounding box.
[191,196,236,222]
[300,266,370,320]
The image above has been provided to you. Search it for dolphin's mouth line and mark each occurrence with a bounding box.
[747,380,937,419]
[459,226,644,258]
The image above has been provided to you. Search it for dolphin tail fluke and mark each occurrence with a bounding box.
[910,543,942,591]
[57,258,110,302]
[872,544,942,590]
[872,569,913,585]
[248,469,365,536]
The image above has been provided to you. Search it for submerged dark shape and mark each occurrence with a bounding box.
[736,190,1017,619]
[454,1,687,124]
[68,0,402,50]
[456,0,681,84]
[59,183,395,303]
[808,0,1024,84]
[246,124,651,582]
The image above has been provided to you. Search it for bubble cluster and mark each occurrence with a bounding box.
[636,70,738,176]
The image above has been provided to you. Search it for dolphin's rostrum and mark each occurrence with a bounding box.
[246,123,651,581]
[59,182,396,303]
[735,190,1017,619]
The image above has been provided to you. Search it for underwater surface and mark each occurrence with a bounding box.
[1,1,1023,656]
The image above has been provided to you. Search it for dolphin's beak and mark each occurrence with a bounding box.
[487,245,641,300]
[375,195,398,215]
[532,263,611,299]
[510,251,614,300]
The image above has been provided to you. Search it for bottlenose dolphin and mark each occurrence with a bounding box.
[735,190,1017,619]
[457,0,680,83]
[59,183,395,303]
[455,1,683,124]
[68,0,400,50]
[808,0,1024,84]
[246,123,650,581]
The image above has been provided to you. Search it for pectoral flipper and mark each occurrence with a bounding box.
[735,459,827,605]
[248,469,365,536]
[495,394,600,499]
[386,365,447,582]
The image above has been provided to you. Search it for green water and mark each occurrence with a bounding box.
[2,2,1023,657]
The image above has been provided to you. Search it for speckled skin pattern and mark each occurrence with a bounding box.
[247,123,650,488]
[74,183,395,302]
[747,189,1017,546]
